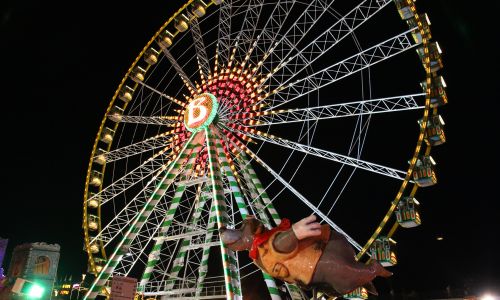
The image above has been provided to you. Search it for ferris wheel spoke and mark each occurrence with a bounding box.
[265,0,392,89]
[135,80,186,107]
[190,17,211,81]
[161,47,197,94]
[156,8,251,89]
[248,0,297,68]
[220,124,312,214]
[117,115,179,126]
[89,165,168,222]
[216,0,233,68]
[221,0,264,69]
[150,0,243,74]
[252,0,335,76]
[232,0,264,64]
[317,115,373,215]
[229,126,407,180]
[92,183,174,247]
[89,143,174,208]
[263,28,420,110]
[237,94,425,126]
[92,188,174,249]
[96,131,174,163]
[140,26,215,102]
[239,144,363,252]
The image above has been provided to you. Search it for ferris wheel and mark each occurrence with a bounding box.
[82,0,447,299]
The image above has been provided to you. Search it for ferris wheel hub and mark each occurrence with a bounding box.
[184,93,219,132]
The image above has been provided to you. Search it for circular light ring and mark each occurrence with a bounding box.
[184,93,219,132]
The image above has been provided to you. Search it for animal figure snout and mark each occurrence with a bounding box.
[219,227,242,246]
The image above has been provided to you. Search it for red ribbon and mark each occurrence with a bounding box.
[249,218,291,260]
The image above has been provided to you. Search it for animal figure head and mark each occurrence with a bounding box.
[219,215,264,251]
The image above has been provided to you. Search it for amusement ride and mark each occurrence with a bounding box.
[82,0,447,298]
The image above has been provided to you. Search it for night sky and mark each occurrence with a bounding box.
[1,0,499,298]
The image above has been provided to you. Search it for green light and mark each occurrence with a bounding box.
[21,281,45,299]
[28,284,44,298]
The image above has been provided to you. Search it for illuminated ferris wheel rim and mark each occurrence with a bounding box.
[82,0,445,298]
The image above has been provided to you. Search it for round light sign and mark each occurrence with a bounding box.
[184,93,219,132]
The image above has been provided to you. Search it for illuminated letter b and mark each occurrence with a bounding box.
[187,97,208,127]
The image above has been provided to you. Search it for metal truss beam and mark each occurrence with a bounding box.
[162,47,197,92]
[266,29,420,109]
[90,144,171,209]
[229,127,407,180]
[190,17,211,80]
[217,0,233,67]
[98,132,172,163]
[118,115,178,126]
[232,0,264,63]
[234,142,363,252]
[245,94,424,126]
[266,0,392,88]
[250,0,296,66]
[255,0,333,75]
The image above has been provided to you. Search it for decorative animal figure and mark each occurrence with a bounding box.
[219,215,392,297]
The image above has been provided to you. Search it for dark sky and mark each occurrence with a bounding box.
[1,0,499,298]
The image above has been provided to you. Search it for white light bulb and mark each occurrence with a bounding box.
[481,294,496,300]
